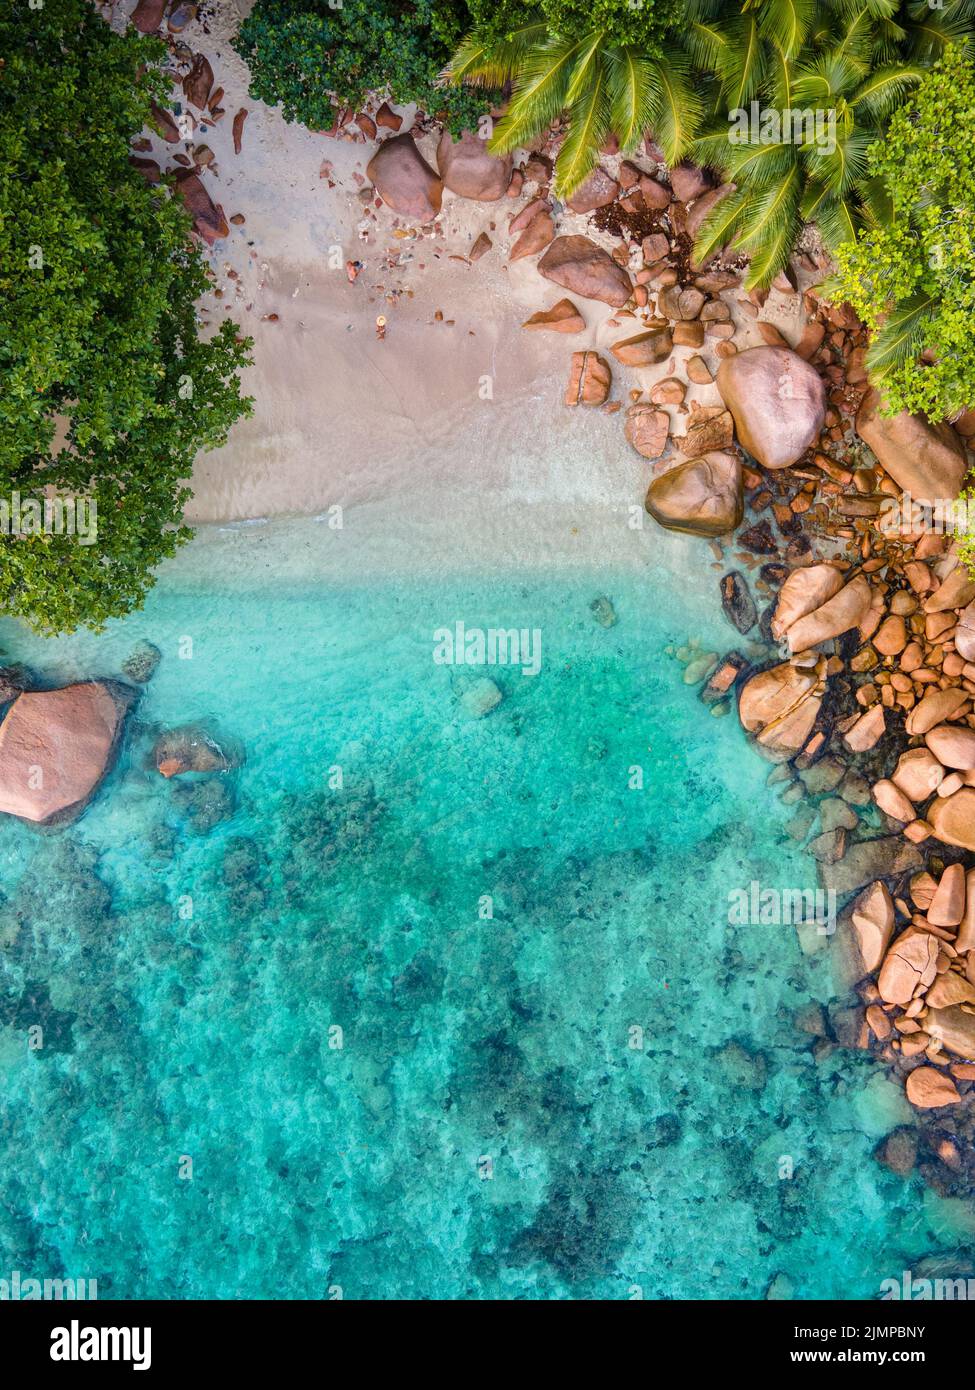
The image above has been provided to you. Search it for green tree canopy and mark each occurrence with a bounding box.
[234,0,491,135]
[0,0,251,634]
[831,43,975,421]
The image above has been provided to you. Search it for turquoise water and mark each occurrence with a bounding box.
[0,531,963,1298]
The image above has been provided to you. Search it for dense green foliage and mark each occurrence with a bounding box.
[0,0,251,635]
[448,0,690,194]
[450,0,971,281]
[235,0,491,135]
[832,45,975,421]
[689,0,971,288]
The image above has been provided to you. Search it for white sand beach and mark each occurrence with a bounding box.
[127,0,804,578]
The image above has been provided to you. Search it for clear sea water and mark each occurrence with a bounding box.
[0,522,970,1299]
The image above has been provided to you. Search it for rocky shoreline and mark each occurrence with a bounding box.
[347,97,975,1192]
[9,1,975,1206]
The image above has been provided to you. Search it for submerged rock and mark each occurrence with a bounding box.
[0,682,134,825]
[122,641,161,685]
[0,666,29,705]
[589,596,617,628]
[818,836,922,897]
[720,571,757,633]
[875,1126,918,1176]
[460,678,502,718]
[153,723,242,777]
[171,775,236,835]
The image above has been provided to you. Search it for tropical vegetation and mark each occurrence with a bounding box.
[446,0,698,198]
[448,0,973,286]
[235,0,491,135]
[0,0,251,634]
[832,44,975,422]
[689,0,972,288]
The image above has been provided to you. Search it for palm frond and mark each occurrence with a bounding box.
[767,37,794,107]
[444,24,549,87]
[554,64,610,196]
[693,185,751,264]
[903,12,974,61]
[757,0,816,60]
[816,192,862,247]
[646,56,703,164]
[851,61,926,116]
[487,36,582,153]
[606,47,656,153]
[723,14,766,108]
[800,177,833,222]
[684,18,737,73]
[792,50,863,103]
[830,6,878,72]
[857,172,896,229]
[734,160,803,252]
[804,131,871,194]
[564,30,606,107]
[722,137,798,186]
[866,291,938,376]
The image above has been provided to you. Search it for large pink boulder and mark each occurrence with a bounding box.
[436,130,512,201]
[716,346,826,468]
[367,135,443,222]
[0,683,133,825]
[537,235,632,307]
[856,387,967,501]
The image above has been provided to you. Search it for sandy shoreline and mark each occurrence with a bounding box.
[133,0,798,576]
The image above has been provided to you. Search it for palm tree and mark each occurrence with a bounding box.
[688,0,972,286]
[443,18,703,197]
[445,0,972,287]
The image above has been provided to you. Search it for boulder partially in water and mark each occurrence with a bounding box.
[0,682,134,825]
[737,656,826,762]
[153,723,242,777]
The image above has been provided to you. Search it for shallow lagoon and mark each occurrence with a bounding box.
[0,525,963,1298]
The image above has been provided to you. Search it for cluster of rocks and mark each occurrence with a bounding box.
[848,869,975,1103]
[128,2,247,243]
[0,642,242,829]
